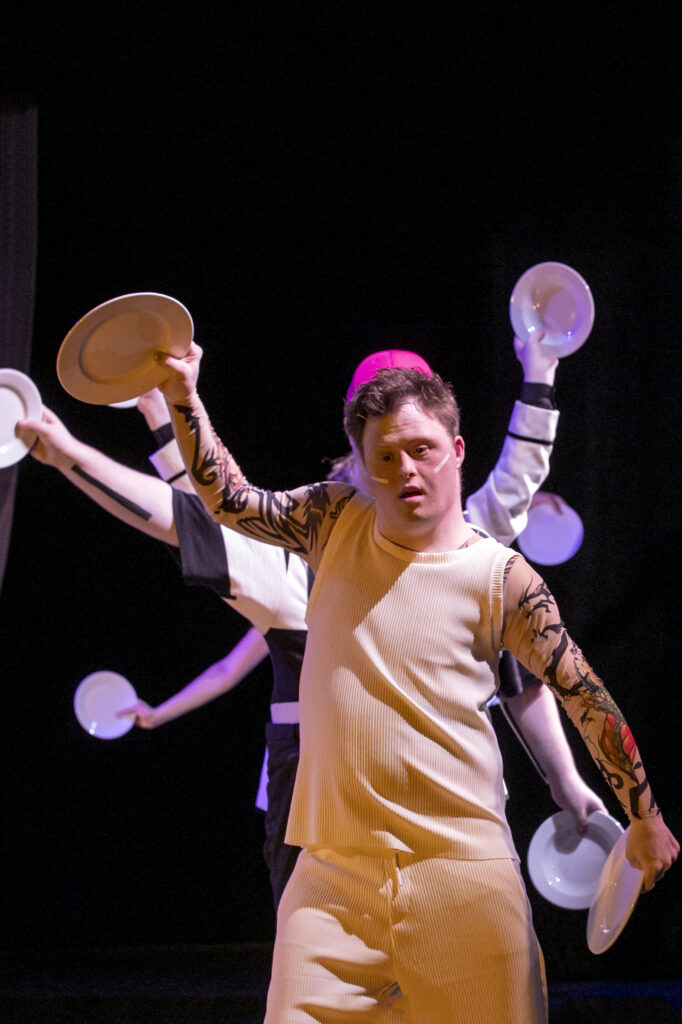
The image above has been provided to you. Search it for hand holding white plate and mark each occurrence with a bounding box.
[57,292,193,405]
[510,262,595,358]
[73,670,138,739]
[0,368,42,468]
[527,809,623,910]
[587,828,644,953]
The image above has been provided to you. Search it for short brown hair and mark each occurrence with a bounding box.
[344,367,461,456]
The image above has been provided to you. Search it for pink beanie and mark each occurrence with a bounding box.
[345,349,433,402]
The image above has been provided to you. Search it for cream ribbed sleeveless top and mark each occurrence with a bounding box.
[286,493,519,860]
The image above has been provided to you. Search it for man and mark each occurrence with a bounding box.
[136,335,604,828]
[155,341,678,1023]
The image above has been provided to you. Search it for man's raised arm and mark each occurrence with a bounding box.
[157,342,354,568]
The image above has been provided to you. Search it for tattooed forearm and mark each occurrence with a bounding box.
[174,403,247,496]
[556,648,659,820]
[220,483,354,556]
[506,566,659,821]
[171,399,354,557]
[72,465,152,521]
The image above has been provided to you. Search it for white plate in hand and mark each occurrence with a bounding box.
[57,292,193,405]
[510,261,595,357]
[0,368,42,468]
[587,828,644,953]
[527,809,623,909]
[73,670,137,739]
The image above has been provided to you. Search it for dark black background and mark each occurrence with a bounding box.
[1,2,680,984]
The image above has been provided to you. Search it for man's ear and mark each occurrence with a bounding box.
[454,435,465,467]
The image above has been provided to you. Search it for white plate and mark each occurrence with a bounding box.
[0,368,42,468]
[517,493,584,566]
[73,670,138,739]
[56,292,193,405]
[509,262,595,357]
[527,810,623,909]
[587,828,644,954]
[107,396,139,409]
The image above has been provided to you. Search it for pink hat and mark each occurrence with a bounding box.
[345,349,433,402]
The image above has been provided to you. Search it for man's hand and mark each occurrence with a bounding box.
[16,406,80,470]
[513,330,558,386]
[155,340,203,406]
[626,815,679,891]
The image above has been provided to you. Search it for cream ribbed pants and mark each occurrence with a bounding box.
[265,847,547,1024]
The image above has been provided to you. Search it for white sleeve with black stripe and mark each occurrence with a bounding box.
[171,489,310,634]
[465,401,559,546]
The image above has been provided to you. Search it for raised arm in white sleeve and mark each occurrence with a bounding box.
[465,330,559,545]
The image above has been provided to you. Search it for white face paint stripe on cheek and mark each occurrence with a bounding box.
[433,451,451,474]
[371,474,390,484]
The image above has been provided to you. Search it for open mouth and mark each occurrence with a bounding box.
[399,487,423,501]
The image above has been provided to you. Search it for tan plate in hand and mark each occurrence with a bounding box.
[56,292,193,405]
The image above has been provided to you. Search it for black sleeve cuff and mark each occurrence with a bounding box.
[152,423,174,447]
[520,382,556,410]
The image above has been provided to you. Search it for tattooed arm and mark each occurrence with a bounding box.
[501,554,679,890]
[17,407,178,544]
[157,341,355,570]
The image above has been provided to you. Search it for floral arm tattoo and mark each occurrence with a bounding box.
[169,397,354,560]
[502,557,659,822]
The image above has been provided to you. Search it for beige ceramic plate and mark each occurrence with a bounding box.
[57,292,193,404]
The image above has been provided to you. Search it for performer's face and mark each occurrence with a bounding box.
[361,400,465,550]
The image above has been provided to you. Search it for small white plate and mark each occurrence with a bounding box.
[517,493,584,566]
[73,670,138,739]
[527,810,623,909]
[0,368,42,468]
[107,396,139,409]
[509,262,595,357]
[57,292,193,405]
[587,828,644,954]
